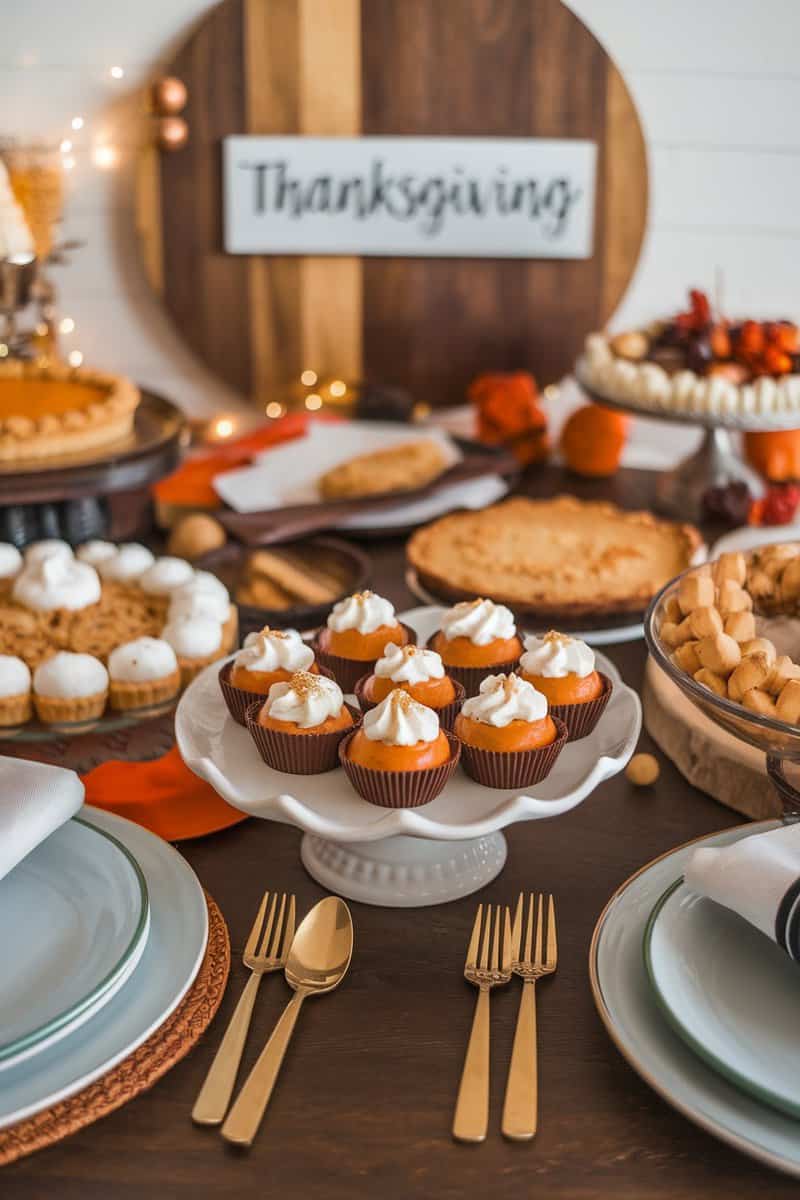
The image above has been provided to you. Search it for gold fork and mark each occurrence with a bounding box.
[192,891,296,1125]
[452,903,513,1143]
[501,892,557,1141]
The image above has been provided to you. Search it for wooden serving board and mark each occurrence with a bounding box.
[136,0,647,407]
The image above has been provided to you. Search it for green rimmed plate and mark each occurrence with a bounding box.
[644,873,800,1120]
[0,816,149,1071]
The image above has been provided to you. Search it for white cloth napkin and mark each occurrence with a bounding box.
[685,823,800,959]
[0,756,84,883]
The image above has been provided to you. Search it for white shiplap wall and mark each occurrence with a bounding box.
[2,0,800,419]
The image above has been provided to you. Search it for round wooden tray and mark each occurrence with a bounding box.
[0,390,187,503]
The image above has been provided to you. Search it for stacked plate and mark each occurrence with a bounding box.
[591,821,800,1178]
[0,808,208,1129]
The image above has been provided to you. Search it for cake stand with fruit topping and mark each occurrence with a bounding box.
[575,291,800,522]
[645,563,800,819]
[176,605,641,907]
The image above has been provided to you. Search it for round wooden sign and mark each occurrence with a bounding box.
[137,0,647,407]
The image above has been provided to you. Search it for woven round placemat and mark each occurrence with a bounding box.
[0,891,230,1166]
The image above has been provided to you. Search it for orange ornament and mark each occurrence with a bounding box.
[744,430,800,483]
[560,404,629,478]
[468,371,549,466]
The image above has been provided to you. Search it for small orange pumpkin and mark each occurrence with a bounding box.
[560,404,629,477]
[744,430,800,483]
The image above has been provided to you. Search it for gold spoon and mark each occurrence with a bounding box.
[221,896,353,1147]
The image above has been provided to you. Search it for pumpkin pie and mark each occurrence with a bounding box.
[354,642,464,729]
[0,359,139,464]
[340,689,460,807]
[313,590,415,692]
[407,495,702,619]
[245,671,358,774]
[427,597,522,696]
[454,673,567,788]
[518,631,612,741]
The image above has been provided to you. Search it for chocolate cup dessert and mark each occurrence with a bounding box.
[313,622,417,694]
[219,659,335,726]
[244,699,362,774]
[544,672,613,743]
[338,728,461,809]
[456,716,568,790]
[424,633,521,698]
[353,674,466,731]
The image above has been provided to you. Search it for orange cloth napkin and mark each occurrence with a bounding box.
[81,746,247,842]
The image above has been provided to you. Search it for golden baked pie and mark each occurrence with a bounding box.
[407,495,702,617]
[0,359,139,463]
[318,439,449,501]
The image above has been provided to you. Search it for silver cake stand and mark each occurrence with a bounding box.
[575,358,800,522]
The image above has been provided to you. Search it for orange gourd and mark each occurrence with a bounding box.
[560,404,629,478]
[744,430,800,482]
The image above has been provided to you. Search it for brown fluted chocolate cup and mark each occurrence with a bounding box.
[245,699,362,774]
[546,673,613,742]
[456,716,568,790]
[353,674,466,731]
[338,729,461,808]
[424,634,521,698]
[312,622,418,694]
[219,660,337,726]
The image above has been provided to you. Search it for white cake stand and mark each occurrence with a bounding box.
[176,606,641,907]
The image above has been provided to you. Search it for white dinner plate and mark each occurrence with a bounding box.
[644,875,800,1119]
[335,473,510,532]
[0,806,207,1130]
[0,816,149,1072]
[590,821,800,1179]
[712,524,800,559]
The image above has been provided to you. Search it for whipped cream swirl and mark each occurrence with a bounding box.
[97,543,155,582]
[108,637,178,683]
[0,543,22,580]
[520,631,595,679]
[461,673,547,727]
[440,598,516,646]
[13,556,101,611]
[327,590,397,635]
[234,627,314,674]
[33,652,108,699]
[0,655,31,697]
[363,689,440,746]
[374,642,444,684]
[265,671,344,728]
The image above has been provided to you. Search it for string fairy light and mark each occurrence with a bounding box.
[300,369,317,387]
[329,379,346,398]
[59,317,75,334]
[109,66,124,79]
[59,139,72,154]
[71,116,84,131]
[67,350,83,367]
[211,416,235,439]
[265,402,284,419]
[62,156,76,171]
[305,393,323,411]
[92,144,118,169]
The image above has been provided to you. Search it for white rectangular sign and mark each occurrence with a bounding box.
[223,136,596,259]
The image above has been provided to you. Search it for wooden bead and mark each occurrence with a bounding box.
[693,667,728,698]
[688,606,722,639]
[696,633,741,676]
[776,679,800,724]
[716,580,752,615]
[713,551,746,587]
[625,753,660,786]
[741,688,777,718]
[678,572,715,616]
[723,611,756,642]
[672,640,702,675]
[727,652,772,702]
[740,637,776,667]
[767,655,800,696]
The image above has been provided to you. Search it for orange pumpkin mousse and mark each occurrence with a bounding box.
[318,590,409,661]
[361,642,456,709]
[429,598,522,669]
[256,671,352,736]
[230,626,317,694]
[455,673,556,752]
[346,690,451,771]
[518,631,603,705]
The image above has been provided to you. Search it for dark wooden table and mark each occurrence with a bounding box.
[6,467,797,1200]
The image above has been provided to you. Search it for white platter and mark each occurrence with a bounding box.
[590,821,800,1179]
[0,816,149,1072]
[0,806,207,1130]
[177,605,641,907]
[645,874,800,1119]
[335,473,509,532]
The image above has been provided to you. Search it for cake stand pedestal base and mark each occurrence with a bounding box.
[655,427,765,522]
[300,831,507,907]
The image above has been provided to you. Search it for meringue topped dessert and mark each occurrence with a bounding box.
[518,631,603,705]
[361,643,456,708]
[431,598,522,668]
[455,673,556,752]
[320,590,409,660]
[257,671,352,735]
[346,690,450,771]
[231,627,317,694]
